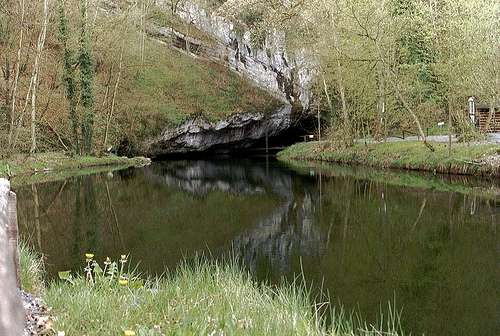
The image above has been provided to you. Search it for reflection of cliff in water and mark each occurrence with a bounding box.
[145,160,326,274]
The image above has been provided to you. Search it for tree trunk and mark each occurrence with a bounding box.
[8,0,26,151]
[392,80,434,151]
[320,71,334,128]
[103,46,124,150]
[448,98,452,157]
[330,17,350,144]
[30,0,50,154]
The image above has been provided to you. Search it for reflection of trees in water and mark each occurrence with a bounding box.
[15,160,498,336]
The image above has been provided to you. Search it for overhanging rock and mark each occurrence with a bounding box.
[142,104,293,156]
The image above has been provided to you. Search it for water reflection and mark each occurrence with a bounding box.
[15,159,498,336]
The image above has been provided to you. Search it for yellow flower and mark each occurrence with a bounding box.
[119,278,129,286]
[85,253,94,259]
[123,331,136,336]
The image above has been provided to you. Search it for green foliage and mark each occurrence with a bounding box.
[78,0,95,154]
[57,0,80,153]
[56,0,96,155]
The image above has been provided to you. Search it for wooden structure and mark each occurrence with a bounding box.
[476,106,500,133]
[0,178,24,335]
[468,97,500,132]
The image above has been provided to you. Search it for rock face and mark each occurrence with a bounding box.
[143,105,293,156]
[141,1,316,155]
[156,0,315,109]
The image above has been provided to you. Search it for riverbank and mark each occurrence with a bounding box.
[19,247,403,336]
[278,141,500,177]
[282,159,500,199]
[0,153,151,186]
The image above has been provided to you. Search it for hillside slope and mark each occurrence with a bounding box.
[0,0,286,155]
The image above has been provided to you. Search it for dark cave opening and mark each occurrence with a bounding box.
[154,116,320,160]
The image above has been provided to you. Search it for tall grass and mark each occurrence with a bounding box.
[20,249,405,336]
[19,242,45,295]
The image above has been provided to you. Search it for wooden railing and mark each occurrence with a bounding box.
[0,178,24,335]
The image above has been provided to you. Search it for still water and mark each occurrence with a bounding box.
[15,158,499,335]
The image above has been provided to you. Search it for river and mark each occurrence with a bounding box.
[14,158,499,335]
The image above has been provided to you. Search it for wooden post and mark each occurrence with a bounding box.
[0,178,24,335]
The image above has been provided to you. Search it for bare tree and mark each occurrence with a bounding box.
[103,44,124,150]
[7,0,25,151]
[29,0,50,153]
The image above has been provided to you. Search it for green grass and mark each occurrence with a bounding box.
[0,152,150,183]
[19,243,45,296]
[119,30,282,140]
[278,141,500,176]
[19,248,405,336]
[282,159,500,199]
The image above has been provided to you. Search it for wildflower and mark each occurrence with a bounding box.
[85,253,94,259]
[123,330,136,336]
[119,277,129,286]
[104,257,111,266]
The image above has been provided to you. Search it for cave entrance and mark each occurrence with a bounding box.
[237,116,319,156]
[156,116,319,159]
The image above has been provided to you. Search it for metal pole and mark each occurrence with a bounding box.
[265,128,269,155]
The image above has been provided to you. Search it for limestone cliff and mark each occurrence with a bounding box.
[140,1,315,155]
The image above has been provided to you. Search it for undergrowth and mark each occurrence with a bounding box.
[20,248,406,336]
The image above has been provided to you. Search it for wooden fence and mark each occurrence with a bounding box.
[0,178,24,335]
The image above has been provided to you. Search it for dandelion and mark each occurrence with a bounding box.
[119,254,128,275]
[119,277,129,286]
[123,330,135,336]
[85,253,94,260]
[103,257,112,275]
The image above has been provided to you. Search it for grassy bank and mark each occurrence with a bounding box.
[0,152,150,185]
[282,159,500,199]
[278,141,500,177]
[19,248,404,336]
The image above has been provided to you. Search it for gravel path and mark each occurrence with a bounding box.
[356,133,500,145]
